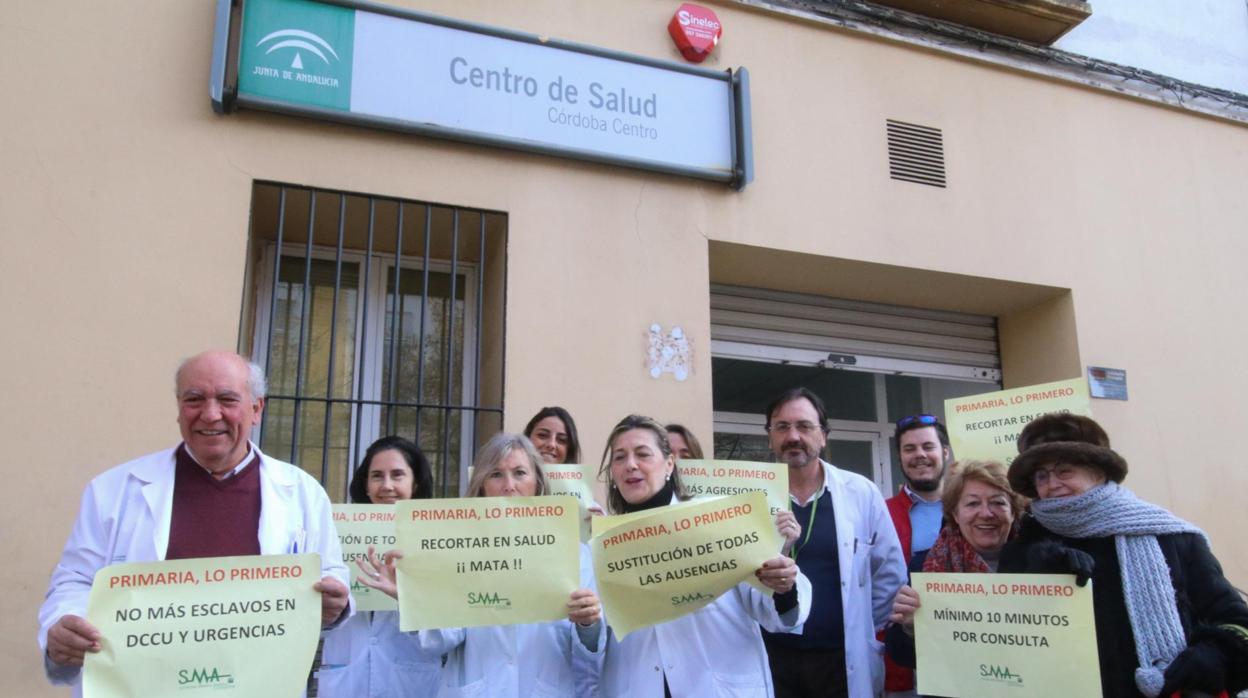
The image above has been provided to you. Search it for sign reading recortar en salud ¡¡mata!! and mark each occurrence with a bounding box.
[84,554,322,698]
[332,504,399,612]
[912,572,1101,698]
[945,377,1092,465]
[592,491,780,638]
[394,496,579,631]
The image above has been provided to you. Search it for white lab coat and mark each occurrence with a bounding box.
[414,546,605,697]
[318,611,440,698]
[37,444,351,692]
[809,460,906,698]
[598,575,813,697]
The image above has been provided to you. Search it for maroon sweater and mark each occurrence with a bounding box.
[165,445,262,560]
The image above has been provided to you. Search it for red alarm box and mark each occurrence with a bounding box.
[668,4,722,63]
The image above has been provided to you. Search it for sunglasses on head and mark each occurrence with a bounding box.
[895,414,940,431]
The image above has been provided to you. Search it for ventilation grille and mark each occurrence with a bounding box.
[886,119,946,188]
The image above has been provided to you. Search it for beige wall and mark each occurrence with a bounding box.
[3,1,1246,694]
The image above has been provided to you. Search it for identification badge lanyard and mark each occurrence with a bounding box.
[789,495,819,563]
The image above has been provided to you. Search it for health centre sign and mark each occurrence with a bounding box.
[211,0,753,188]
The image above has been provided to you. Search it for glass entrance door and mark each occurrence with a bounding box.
[826,430,881,485]
[711,354,1000,496]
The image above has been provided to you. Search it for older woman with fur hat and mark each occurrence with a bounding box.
[1000,414,1248,698]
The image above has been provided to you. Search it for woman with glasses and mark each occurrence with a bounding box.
[1000,414,1248,698]
[355,432,605,698]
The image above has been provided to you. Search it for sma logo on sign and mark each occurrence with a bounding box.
[178,666,235,690]
[670,591,713,607]
[979,664,1024,685]
[467,591,512,609]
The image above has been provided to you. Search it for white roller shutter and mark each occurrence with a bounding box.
[710,284,1001,382]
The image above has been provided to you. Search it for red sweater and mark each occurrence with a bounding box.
[883,489,917,692]
[165,445,262,560]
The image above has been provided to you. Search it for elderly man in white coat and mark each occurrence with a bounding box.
[762,387,905,698]
[38,350,351,691]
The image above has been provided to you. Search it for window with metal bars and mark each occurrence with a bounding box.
[241,182,506,500]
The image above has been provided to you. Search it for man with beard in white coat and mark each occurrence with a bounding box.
[38,350,351,692]
[761,388,905,698]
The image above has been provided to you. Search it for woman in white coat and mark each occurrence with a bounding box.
[596,415,812,698]
[358,432,605,698]
[318,436,442,698]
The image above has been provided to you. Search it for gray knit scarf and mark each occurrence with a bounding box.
[1029,482,1204,697]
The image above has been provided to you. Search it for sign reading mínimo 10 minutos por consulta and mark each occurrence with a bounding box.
[944,377,1092,465]
[213,0,752,187]
[84,554,322,698]
[912,572,1101,698]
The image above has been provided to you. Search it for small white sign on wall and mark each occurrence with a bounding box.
[648,324,691,381]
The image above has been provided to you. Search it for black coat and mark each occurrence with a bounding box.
[1000,515,1248,698]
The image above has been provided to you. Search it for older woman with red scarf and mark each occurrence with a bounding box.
[885,460,1024,673]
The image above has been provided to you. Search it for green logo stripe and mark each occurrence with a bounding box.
[238,0,354,111]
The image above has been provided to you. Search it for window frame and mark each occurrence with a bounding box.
[249,240,480,495]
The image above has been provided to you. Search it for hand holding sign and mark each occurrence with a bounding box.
[775,510,800,556]
[46,614,102,667]
[566,588,602,627]
[354,545,400,598]
[315,576,350,627]
[754,553,798,594]
[890,584,921,629]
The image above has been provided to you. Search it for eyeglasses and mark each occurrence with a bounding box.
[767,421,821,435]
[896,414,940,431]
[1033,463,1079,485]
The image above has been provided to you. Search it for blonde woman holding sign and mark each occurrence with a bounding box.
[318,436,440,698]
[596,415,811,698]
[357,432,605,698]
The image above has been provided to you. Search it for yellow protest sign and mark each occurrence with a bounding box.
[83,554,322,698]
[592,492,780,638]
[911,572,1101,698]
[543,462,599,504]
[677,460,790,515]
[332,504,398,612]
[945,378,1092,464]
[543,462,601,542]
[394,496,579,631]
[589,497,706,539]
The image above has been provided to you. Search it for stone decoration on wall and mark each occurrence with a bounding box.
[647,324,691,381]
